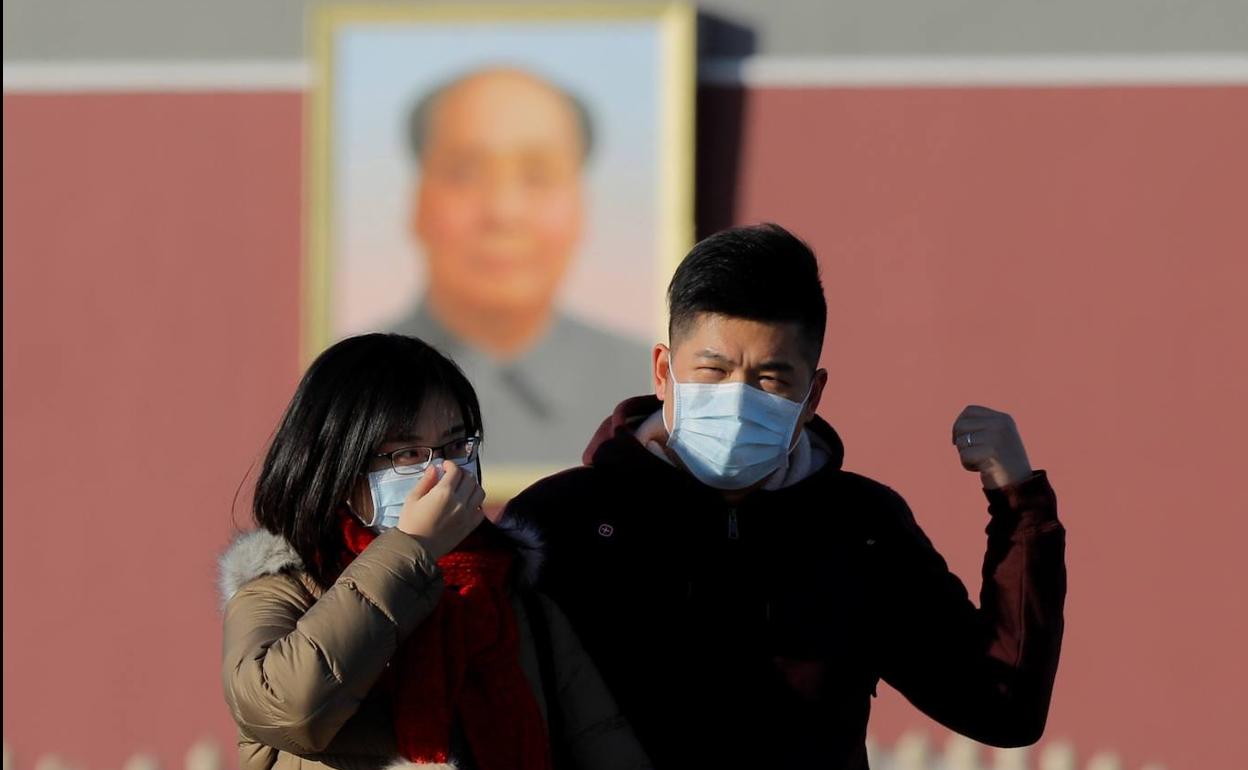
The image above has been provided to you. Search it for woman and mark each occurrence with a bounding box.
[218,334,650,770]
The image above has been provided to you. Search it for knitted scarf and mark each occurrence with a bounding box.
[339,514,552,770]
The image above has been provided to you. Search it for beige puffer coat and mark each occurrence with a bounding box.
[218,525,652,770]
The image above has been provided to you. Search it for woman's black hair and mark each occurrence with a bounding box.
[252,333,483,588]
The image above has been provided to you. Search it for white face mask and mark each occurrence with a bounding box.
[362,458,479,530]
[665,356,811,490]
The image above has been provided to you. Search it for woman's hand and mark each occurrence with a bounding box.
[396,461,486,559]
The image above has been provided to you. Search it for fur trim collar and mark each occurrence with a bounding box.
[217,518,545,609]
[217,529,303,609]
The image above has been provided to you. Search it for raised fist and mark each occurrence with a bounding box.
[952,405,1034,490]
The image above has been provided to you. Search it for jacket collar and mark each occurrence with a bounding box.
[217,519,546,609]
[217,528,304,609]
[582,395,847,491]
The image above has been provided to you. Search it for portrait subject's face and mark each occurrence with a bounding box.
[413,70,586,317]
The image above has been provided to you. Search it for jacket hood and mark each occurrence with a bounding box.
[582,395,846,473]
[217,519,545,610]
[217,528,304,609]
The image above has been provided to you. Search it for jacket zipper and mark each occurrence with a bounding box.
[727,508,740,539]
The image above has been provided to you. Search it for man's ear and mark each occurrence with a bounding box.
[410,181,426,241]
[802,368,829,424]
[652,343,671,401]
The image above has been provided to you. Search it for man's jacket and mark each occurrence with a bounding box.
[504,396,1066,769]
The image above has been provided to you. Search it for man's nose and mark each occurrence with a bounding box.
[482,177,527,225]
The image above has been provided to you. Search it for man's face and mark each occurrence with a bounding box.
[653,313,827,445]
[413,71,586,316]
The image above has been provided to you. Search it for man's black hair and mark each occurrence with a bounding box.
[252,333,483,589]
[406,67,595,163]
[667,223,827,366]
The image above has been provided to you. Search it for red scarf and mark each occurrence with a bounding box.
[338,514,552,770]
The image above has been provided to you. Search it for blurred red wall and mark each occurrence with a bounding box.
[4,85,1247,769]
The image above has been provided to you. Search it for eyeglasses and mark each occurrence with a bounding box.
[372,436,481,475]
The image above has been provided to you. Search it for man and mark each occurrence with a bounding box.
[506,224,1066,769]
[388,67,651,466]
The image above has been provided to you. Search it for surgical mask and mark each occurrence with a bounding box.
[363,458,480,531]
[665,358,810,490]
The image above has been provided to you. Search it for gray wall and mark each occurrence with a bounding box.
[5,0,1247,62]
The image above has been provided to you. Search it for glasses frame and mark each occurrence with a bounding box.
[371,436,481,476]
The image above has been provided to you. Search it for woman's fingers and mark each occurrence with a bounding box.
[404,464,442,503]
[465,484,486,513]
[438,460,461,489]
[445,460,484,499]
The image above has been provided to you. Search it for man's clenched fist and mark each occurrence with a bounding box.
[952,405,1034,490]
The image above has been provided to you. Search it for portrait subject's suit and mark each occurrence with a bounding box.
[389,301,651,465]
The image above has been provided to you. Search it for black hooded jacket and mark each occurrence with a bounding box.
[504,396,1066,769]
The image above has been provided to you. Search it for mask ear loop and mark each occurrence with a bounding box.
[345,500,378,528]
[346,473,379,527]
[662,351,680,435]
[781,376,818,450]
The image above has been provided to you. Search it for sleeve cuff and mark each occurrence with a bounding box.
[339,528,444,635]
[369,527,443,582]
[984,470,1059,526]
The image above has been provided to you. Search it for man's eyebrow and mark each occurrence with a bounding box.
[692,349,735,364]
[756,360,797,373]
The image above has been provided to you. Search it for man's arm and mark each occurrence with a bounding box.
[875,406,1066,747]
[876,472,1065,747]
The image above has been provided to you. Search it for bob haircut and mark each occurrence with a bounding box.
[253,333,483,587]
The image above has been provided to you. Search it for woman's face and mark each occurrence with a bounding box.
[348,393,470,525]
